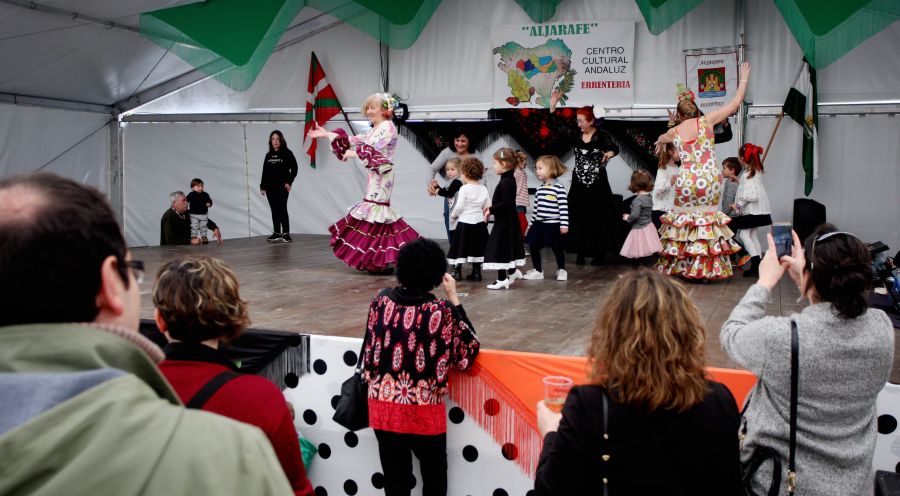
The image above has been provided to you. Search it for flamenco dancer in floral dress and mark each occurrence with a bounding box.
[653,63,751,280]
[308,93,419,273]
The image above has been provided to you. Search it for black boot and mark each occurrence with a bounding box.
[466,263,482,281]
[575,254,586,266]
[743,256,761,277]
[451,265,463,281]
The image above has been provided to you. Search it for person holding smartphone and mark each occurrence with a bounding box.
[721,225,893,496]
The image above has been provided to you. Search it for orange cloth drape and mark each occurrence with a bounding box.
[450,348,757,478]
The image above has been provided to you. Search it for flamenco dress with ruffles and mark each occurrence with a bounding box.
[327,121,419,271]
[656,117,741,279]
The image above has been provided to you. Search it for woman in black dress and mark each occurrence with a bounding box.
[550,93,619,265]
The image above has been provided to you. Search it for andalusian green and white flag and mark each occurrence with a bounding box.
[782,59,818,196]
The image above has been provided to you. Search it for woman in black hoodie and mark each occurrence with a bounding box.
[260,130,298,242]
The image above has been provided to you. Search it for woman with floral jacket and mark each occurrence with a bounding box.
[362,237,480,496]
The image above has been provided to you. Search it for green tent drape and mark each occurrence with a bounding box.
[140,0,303,91]
[633,0,704,35]
[513,0,564,23]
[773,0,900,68]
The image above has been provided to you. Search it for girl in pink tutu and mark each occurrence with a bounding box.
[307,93,419,273]
[620,170,662,267]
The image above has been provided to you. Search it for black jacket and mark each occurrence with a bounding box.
[260,149,298,190]
[535,382,744,495]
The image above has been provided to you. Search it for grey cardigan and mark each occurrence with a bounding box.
[721,284,894,496]
[626,193,653,228]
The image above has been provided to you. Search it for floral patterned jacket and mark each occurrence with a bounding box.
[362,286,479,435]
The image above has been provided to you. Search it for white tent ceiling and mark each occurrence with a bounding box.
[0,0,334,110]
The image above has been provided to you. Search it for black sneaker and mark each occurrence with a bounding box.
[267,233,282,242]
[282,234,293,243]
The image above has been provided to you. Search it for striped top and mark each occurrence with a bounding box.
[514,166,529,207]
[531,181,569,227]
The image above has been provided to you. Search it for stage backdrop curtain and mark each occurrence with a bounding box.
[0,103,110,194]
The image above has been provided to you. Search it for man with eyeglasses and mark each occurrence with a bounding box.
[0,173,291,495]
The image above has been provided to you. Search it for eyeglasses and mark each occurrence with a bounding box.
[810,231,855,270]
[123,260,145,284]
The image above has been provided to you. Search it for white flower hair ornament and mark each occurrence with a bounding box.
[380,92,408,122]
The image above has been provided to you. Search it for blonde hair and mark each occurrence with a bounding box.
[589,269,709,412]
[536,155,568,179]
[493,147,517,171]
[360,93,393,119]
[445,157,461,171]
[152,255,250,343]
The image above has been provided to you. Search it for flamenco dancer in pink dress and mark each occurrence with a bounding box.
[308,93,419,273]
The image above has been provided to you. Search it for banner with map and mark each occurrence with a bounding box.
[683,48,739,114]
[491,21,635,109]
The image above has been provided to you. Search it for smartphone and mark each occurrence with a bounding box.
[772,222,792,259]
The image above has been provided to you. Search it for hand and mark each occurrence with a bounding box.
[622,213,629,221]
[781,229,807,292]
[442,273,460,306]
[666,108,676,126]
[306,122,329,139]
[730,203,739,211]
[260,189,266,196]
[671,175,678,185]
[739,61,751,83]
[213,228,223,245]
[550,88,560,107]
[603,151,615,161]
[343,150,358,160]
[190,237,201,245]
[483,207,491,223]
[206,202,212,208]
[560,226,568,235]
[285,183,291,192]
[654,139,665,155]
[757,233,787,290]
[537,400,562,437]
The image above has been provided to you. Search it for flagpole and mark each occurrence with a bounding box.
[761,60,806,164]
[761,112,783,164]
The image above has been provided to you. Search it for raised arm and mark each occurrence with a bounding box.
[706,62,750,126]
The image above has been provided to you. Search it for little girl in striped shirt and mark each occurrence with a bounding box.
[523,155,570,281]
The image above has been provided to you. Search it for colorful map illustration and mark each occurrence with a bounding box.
[493,39,575,108]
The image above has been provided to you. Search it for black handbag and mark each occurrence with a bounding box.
[740,321,800,496]
[332,338,369,431]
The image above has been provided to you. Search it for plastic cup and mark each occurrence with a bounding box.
[542,375,573,413]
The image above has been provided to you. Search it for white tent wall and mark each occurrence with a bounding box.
[123,120,451,247]
[0,103,110,193]
[746,115,900,249]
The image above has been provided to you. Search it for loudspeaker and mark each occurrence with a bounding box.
[792,198,826,244]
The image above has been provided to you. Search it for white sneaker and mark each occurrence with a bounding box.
[523,269,544,280]
[508,269,524,282]
[556,269,568,281]
[486,279,510,290]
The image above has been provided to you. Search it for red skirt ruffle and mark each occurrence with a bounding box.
[329,214,420,271]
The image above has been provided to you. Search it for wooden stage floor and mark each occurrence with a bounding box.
[133,234,900,380]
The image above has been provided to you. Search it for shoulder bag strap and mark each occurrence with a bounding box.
[601,389,609,496]
[354,330,370,374]
[185,370,240,409]
[787,320,799,494]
